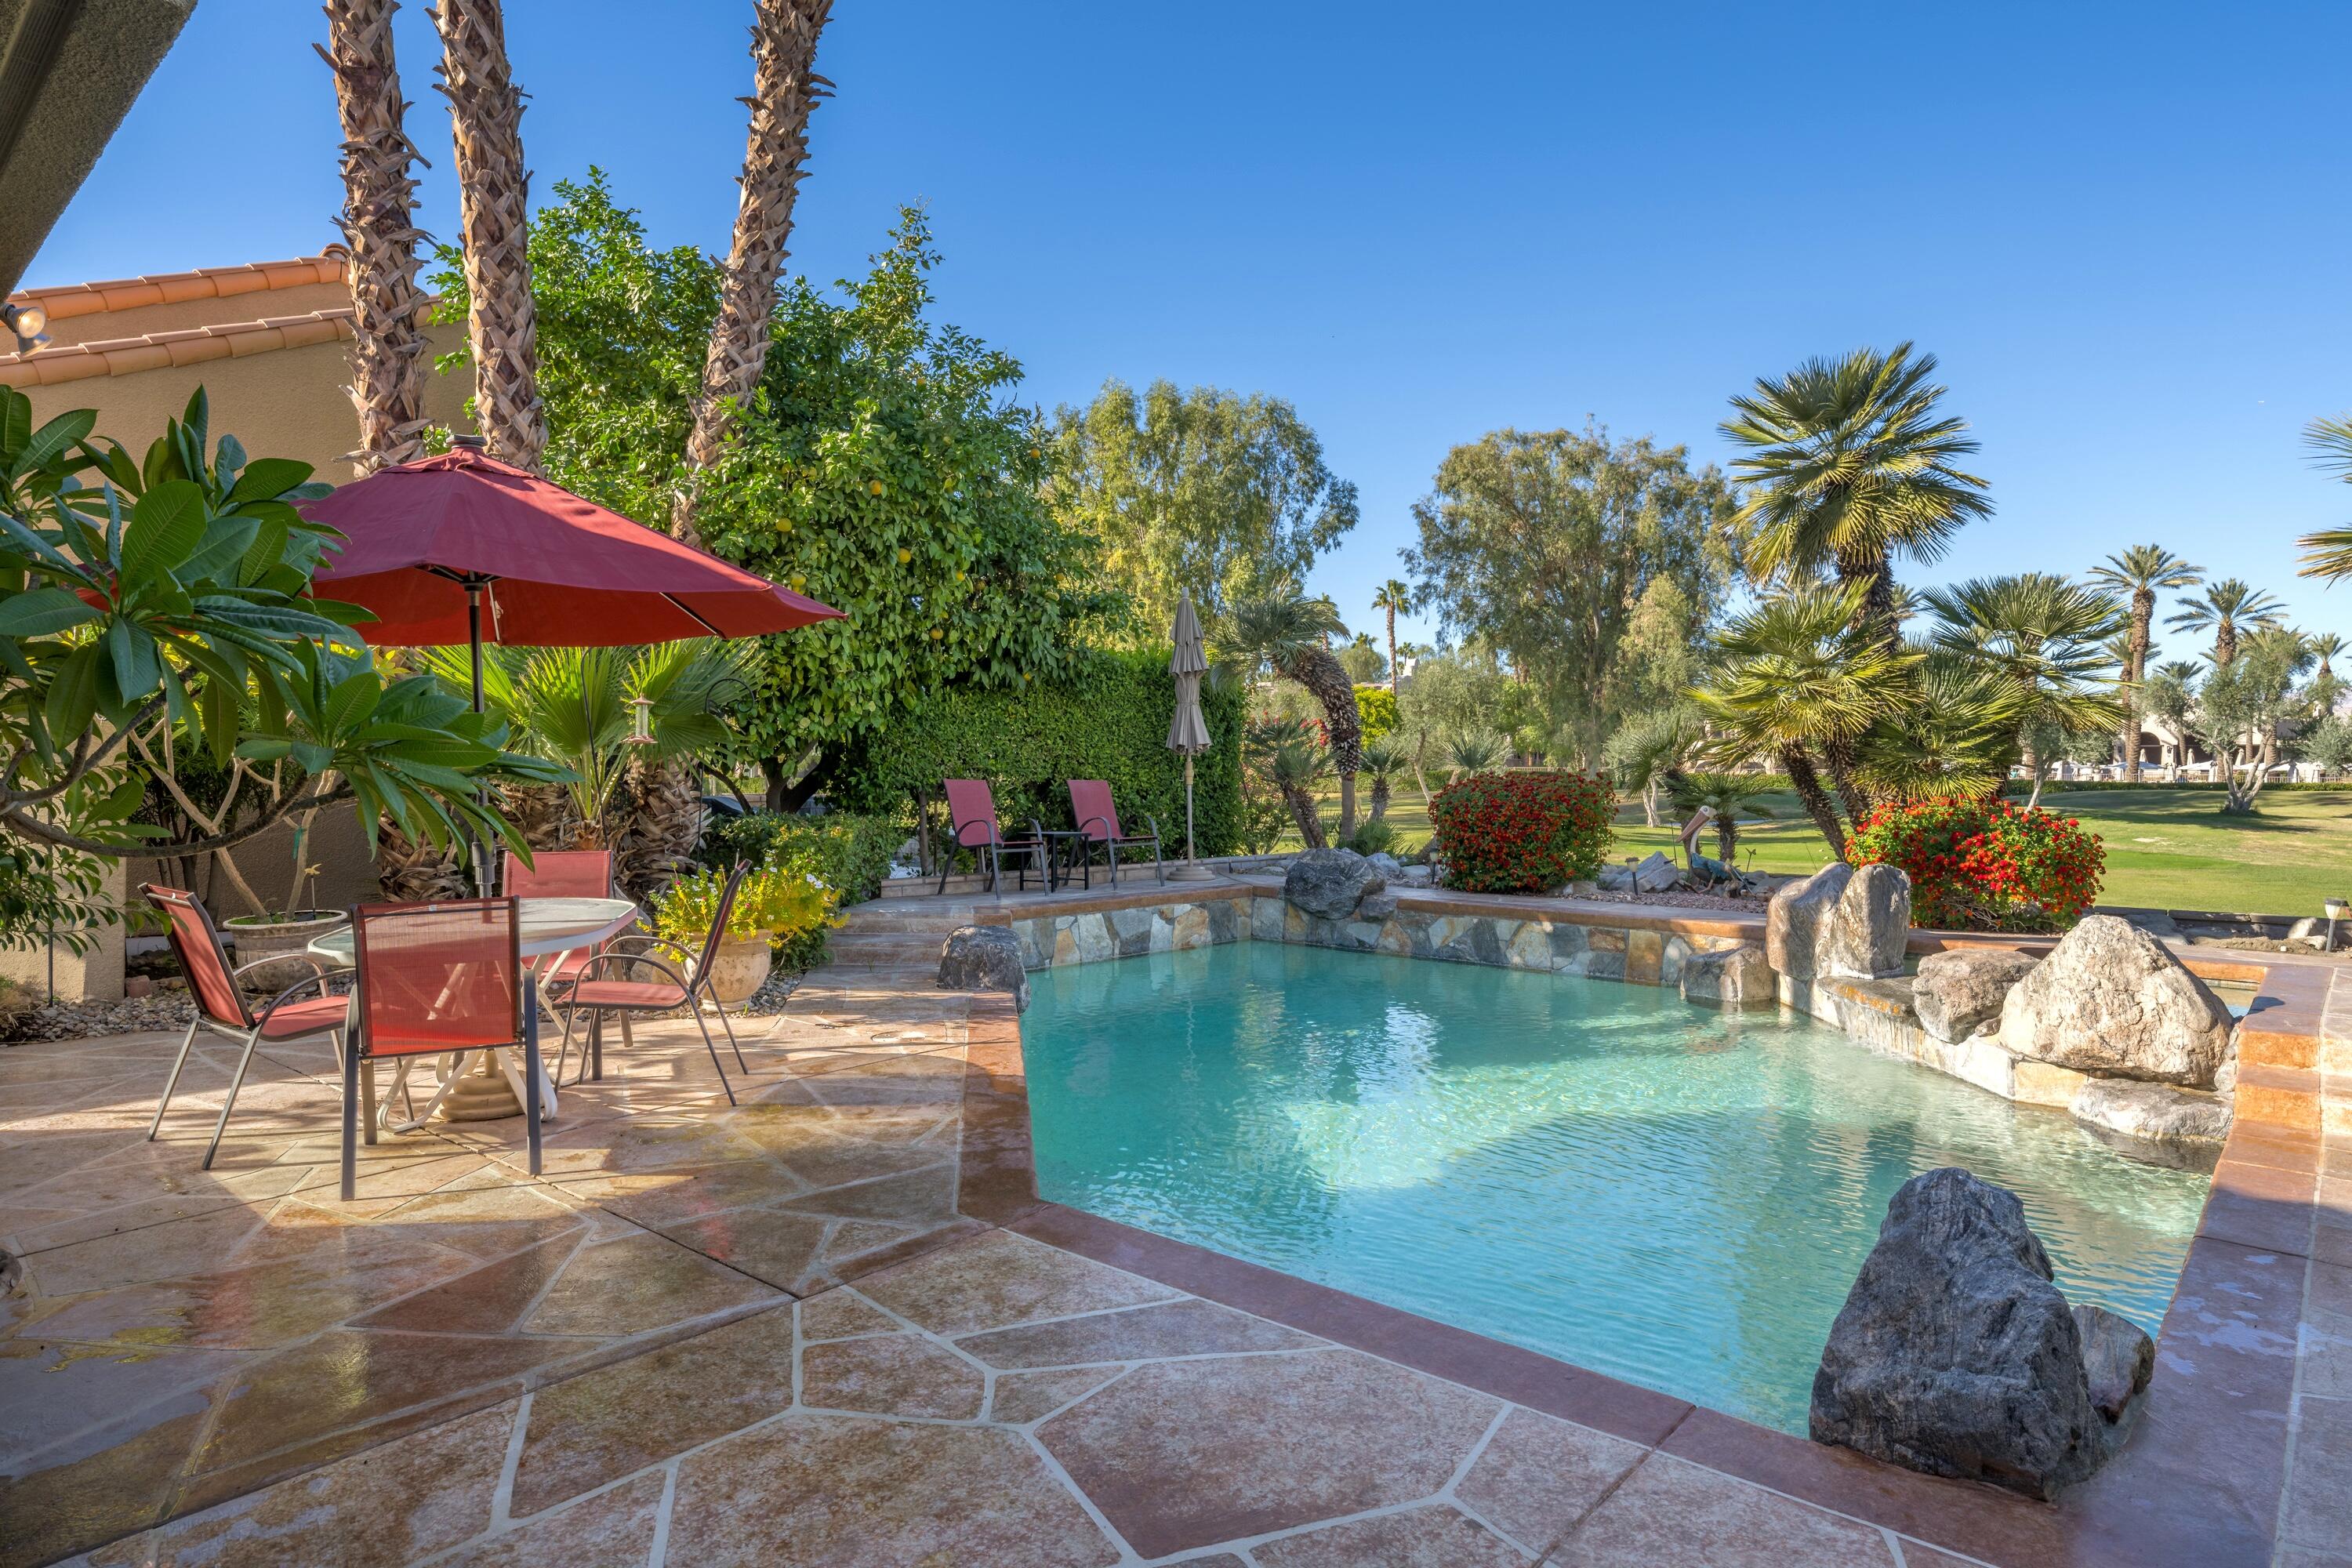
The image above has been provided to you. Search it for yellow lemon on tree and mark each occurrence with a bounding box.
[929,627,942,640]
[868,480,884,496]
[896,548,912,564]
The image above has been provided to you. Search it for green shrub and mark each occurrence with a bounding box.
[1849,797,2104,933]
[1345,818,1401,857]
[1353,684,1399,742]
[833,647,1245,858]
[1429,770,1615,893]
[698,811,903,907]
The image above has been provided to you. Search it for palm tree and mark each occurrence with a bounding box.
[425,639,750,898]
[2165,578,2284,670]
[1720,343,1991,641]
[2297,414,2352,581]
[673,0,834,548]
[1690,581,1918,858]
[1857,657,2024,804]
[1359,735,1409,820]
[2141,659,2204,772]
[1371,579,1411,692]
[1255,722,1327,849]
[2309,631,2343,681]
[1443,728,1509,779]
[319,0,431,474]
[1924,574,2125,807]
[1604,702,1704,827]
[1663,771,1776,865]
[1229,589,1364,839]
[2087,546,2203,779]
[432,0,545,470]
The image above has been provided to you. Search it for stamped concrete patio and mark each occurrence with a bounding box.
[2,888,2347,1566]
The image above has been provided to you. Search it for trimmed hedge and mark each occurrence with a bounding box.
[833,647,1246,857]
[697,811,904,906]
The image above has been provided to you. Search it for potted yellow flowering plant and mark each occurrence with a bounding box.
[654,862,839,1003]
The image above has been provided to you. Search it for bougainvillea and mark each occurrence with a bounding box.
[1428,770,1615,894]
[1847,797,2104,934]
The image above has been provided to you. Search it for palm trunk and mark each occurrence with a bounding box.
[1279,782,1325,848]
[1385,607,1398,694]
[1783,748,1847,860]
[432,0,545,470]
[1641,778,1659,828]
[2024,744,2045,809]
[1820,734,1871,826]
[2121,590,2152,781]
[318,0,431,474]
[672,0,833,547]
[1370,775,1390,820]
[1286,647,1362,840]
[2214,622,2237,670]
[1715,817,1738,865]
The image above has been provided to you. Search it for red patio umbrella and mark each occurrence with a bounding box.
[306,445,840,680]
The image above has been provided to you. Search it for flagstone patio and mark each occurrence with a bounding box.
[2,895,2345,1566]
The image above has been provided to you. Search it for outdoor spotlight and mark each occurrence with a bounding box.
[3,301,51,354]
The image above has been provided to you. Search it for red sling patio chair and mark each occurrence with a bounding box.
[344,897,541,1198]
[550,861,752,1103]
[142,885,351,1171]
[1065,779,1163,889]
[939,779,1054,895]
[499,848,622,995]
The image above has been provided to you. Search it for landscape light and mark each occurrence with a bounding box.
[2,301,51,353]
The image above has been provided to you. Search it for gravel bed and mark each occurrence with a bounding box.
[7,992,199,1044]
[1570,887,1773,913]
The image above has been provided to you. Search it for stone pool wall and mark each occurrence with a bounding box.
[1784,973,2094,1111]
[991,885,1762,998]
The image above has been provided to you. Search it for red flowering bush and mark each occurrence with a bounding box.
[1429,770,1615,893]
[1847,797,2104,934]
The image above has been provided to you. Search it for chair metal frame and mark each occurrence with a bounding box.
[343,896,542,1199]
[551,861,751,1104]
[141,884,349,1171]
[1064,779,1164,889]
[939,779,1052,894]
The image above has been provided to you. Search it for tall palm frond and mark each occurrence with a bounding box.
[2165,578,2285,668]
[1443,728,1509,779]
[1924,573,2123,804]
[1228,588,1364,837]
[2301,409,2352,578]
[1719,343,1991,635]
[1856,658,2024,804]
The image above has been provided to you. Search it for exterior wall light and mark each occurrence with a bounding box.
[3,301,52,353]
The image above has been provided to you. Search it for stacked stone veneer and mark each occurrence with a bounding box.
[996,889,1759,997]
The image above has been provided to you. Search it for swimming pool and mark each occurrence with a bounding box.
[1019,941,2209,1435]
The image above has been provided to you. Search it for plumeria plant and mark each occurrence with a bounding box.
[1847,797,2104,934]
[1428,769,1615,894]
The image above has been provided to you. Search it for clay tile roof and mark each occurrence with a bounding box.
[0,308,358,388]
[4,248,350,322]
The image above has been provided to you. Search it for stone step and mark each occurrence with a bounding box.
[826,932,947,960]
[837,910,975,936]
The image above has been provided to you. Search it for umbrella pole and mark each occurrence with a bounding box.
[1186,753,1196,866]
[466,582,490,898]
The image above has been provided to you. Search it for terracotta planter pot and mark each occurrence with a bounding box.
[704,933,772,1004]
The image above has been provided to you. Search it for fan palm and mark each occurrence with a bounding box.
[1227,589,1364,838]
[2297,415,2352,582]
[1359,735,1410,820]
[1720,343,1991,640]
[2165,578,2284,669]
[1855,655,2025,804]
[1265,728,1329,849]
[1663,771,1776,864]
[1604,702,1704,826]
[1924,573,2125,807]
[425,640,749,892]
[1371,579,1412,693]
[2087,546,2203,778]
[1443,728,1509,779]
[1690,581,1918,858]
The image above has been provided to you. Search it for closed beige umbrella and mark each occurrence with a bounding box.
[1167,591,1213,878]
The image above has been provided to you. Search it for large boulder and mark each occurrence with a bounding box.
[1679,946,1774,1009]
[1631,851,1679,893]
[1999,916,2233,1087]
[1811,1168,2103,1499]
[2071,1305,2154,1425]
[1284,848,1385,921]
[1767,862,1851,982]
[1769,862,1911,982]
[1912,949,2040,1043]
[938,925,1030,1014]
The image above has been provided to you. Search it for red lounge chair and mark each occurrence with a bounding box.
[344,897,542,1198]
[1066,779,1163,888]
[941,779,1052,894]
[143,885,350,1171]
[500,848,622,996]
[551,861,751,1102]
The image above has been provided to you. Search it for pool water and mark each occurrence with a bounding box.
[1020,942,2209,1435]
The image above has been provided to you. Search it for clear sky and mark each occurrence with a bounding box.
[29,1,2352,655]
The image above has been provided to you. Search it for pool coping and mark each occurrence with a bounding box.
[955,940,2340,1568]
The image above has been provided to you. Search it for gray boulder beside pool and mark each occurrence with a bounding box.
[1999,915,2233,1087]
[938,925,1030,1014]
[1812,1167,2147,1499]
[1768,862,1911,982]
[1284,848,1387,921]
[1912,947,2040,1043]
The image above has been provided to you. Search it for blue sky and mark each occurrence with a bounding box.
[31,1,2352,654]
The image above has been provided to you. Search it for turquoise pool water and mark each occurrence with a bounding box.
[1020,942,2209,1435]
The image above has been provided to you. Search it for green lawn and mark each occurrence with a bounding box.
[1308,785,2352,916]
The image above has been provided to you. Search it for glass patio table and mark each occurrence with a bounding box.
[310,896,641,1128]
